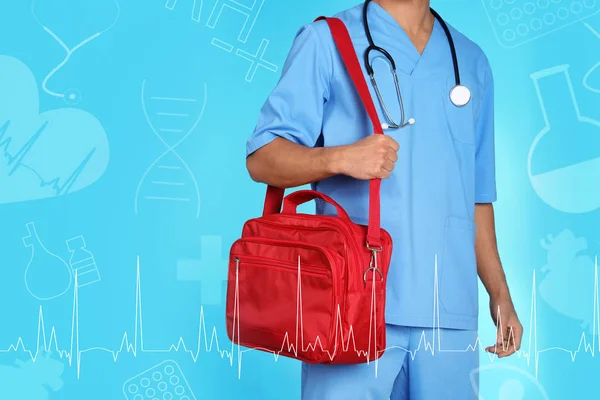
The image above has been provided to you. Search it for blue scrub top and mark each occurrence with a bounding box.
[246,3,496,331]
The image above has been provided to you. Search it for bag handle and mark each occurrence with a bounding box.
[282,190,351,221]
[263,17,385,250]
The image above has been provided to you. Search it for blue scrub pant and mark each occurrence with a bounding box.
[301,324,479,399]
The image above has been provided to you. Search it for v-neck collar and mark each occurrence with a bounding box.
[366,1,443,75]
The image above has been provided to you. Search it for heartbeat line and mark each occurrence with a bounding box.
[1,256,599,379]
[0,120,95,196]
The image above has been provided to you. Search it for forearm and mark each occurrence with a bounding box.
[475,203,511,301]
[246,138,345,188]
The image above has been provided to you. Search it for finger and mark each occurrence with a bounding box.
[381,160,395,172]
[497,347,517,358]
[496,327,519,357]
[385,136,400,152]
[386,149,398,163]
[485,345,497,353]
[379,169,391,179]
[485,344,514,358]
[512,325,523,351]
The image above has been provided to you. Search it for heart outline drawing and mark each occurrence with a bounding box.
[0,55,109,204]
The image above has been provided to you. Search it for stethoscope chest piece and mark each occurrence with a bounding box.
[449,85,471,107]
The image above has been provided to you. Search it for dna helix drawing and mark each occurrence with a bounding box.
[134,79,207,218]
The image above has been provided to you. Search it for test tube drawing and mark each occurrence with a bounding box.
[134,79,207,218]
[66,236,101,288]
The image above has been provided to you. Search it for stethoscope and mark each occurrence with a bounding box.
[363,0,471,129]
[31,0,120,105]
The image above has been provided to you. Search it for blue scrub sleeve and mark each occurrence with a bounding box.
[474,61,497,203]
[246,23,332,157]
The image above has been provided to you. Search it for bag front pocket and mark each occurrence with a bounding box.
[226,238,340,363]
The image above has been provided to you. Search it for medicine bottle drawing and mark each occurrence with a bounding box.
[22,222,72,300]
[66,236,101,288]
[528,64,600,214]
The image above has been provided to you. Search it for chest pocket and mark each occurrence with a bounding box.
[441,76,476,145]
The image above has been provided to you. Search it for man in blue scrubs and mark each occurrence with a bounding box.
[245,0,523,398]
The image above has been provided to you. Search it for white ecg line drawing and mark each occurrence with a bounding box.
[134,80,207,218]
[122,360,196,400]
[22,222,72,301]
[66,235,101,288]
[164,0,203,22]
[31,0,121,105]
[2,253,600,381]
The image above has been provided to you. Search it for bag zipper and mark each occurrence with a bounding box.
[231,236,340,361]
[233,255,331,278]
[249,214,364,290]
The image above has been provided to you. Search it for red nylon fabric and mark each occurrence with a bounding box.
[263,17,385,248]
[226,17,393,364]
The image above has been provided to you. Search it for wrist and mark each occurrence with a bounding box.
[489,287,512,303]
[324,146,348,175]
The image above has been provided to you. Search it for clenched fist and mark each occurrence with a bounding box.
[338,134,400,180]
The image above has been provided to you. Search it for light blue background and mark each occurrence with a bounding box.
[1,0,599,399]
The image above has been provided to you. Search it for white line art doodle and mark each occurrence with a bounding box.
[528,64,600,213]
[164,0,203,22]
[134,80,207,218]
[31,0,121,104]
[122,360,196,400]
[66,235,101,288]
[1,255,600,380]
[23,222,72,301]
[205,0,265,43]
[481,0,600,48]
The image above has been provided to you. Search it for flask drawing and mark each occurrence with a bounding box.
[66,236,101,288]
[528,65,600,214]
[22,222,72,300]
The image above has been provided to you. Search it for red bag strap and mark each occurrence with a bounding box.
[263,16,385,249]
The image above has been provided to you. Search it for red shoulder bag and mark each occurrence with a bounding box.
[226,17,393,364]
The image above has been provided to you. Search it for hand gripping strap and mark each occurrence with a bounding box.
[263,17,384,248]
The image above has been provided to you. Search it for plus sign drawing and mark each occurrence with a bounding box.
[177,236,228,305]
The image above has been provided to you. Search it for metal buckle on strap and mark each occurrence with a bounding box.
[366,242,382,253]
[363,266,384,283]
[363,248,384,283]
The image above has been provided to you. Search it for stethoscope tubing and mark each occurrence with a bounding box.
[362,0,469,126]
[363,0,461,87]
